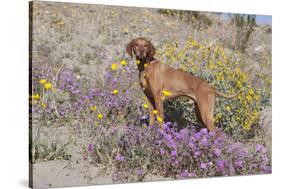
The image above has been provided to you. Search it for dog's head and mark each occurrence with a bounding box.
[126,37,156,60]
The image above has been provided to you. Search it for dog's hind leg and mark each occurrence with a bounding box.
[197,93,216,131]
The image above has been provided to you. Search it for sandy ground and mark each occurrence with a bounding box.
[32,159,113,188]
[32,158,171,188]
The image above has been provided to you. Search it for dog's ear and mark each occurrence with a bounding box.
[126,39,135,57]
[148,41,156,58]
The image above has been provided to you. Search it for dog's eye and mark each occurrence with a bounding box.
[134,44,139,47]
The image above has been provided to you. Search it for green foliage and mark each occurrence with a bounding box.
[31,136,71,163]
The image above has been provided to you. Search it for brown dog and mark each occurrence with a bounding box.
[126,37,237,131]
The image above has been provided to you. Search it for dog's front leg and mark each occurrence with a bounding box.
[155,98,164,127]
[144,94,156,126]
[149,105,155,126]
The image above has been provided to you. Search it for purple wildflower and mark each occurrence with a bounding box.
[200,162,207,170]
[164,121,173,127]
[164,134,177,148]
[202,60,206,66]
[200,136,208,146]
[156,140,162,145]
[164,133,173,142]
[194,151,201,157]
[187,172,197,178]
[200,128,208,134]
[263,166,272,174]
[209,131,216,137]
[179,128,188,137]
[115,154,125,161]
[136,168,144,177]
[234,159,243,168]
[194,132,201,140]
[216,159,226,172]
[179,170,188,178]
[255,144,264,153]
[140,115,149,120]
[171,150,177,157]
[188,142,195,148]
[213,148,222,157]
[112,173,118,182]
[174,132,182,140]
[87,144,94,152]
[238,150,246,158]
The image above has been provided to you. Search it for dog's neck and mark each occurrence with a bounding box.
[136,57,155,73]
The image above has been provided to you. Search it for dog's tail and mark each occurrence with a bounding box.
[215,90,238,99]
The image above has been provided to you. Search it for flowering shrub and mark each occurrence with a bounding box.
[157,37,271,138]
[30,57,143,128]
[85,124,271,182]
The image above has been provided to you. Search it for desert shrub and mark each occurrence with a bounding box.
[229,14,256,52]
[156,37,270,139]
[84,124,271,182]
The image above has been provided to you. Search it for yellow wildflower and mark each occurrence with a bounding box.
[249,89,254,96]
[120,60,127,66]
[235,67,241,74]
[31,94,40,100]
[215,113,222,122]
[253,93,260,101]
[31,100,38,105]
[153,110,158,115]
[111,63,118,71]
[246,94,253,101]
[144,64,148,68]
[39,79,47,85]
[143,104,149,109]
[208,62,216,69]
[162,90,172,97]
[157,116,163,123]
[236,81,242,88]
[217,60,223,66]
[113,89,119,95]
[216,72,224,81]
[123,27,129,33]
[97,114,103,120]
[243,121,251,131]
[143,124,147,129]
[225,106,231,111]
[57,21,65,25]
[90,106,97,111]
[136,60,141,65]
[44,82,53,90]
[41,102,46,108]
[252,110,259,117]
